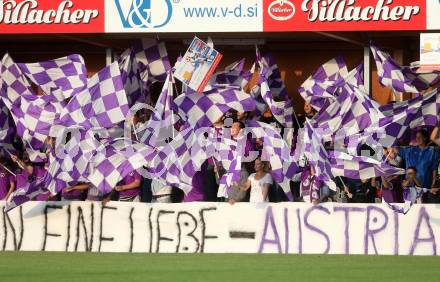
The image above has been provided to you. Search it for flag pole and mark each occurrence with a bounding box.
[305,118,347,190]
[4,148,25,170]
[0,163,16,177]
[171,74,178,139]
[211,157,220,180]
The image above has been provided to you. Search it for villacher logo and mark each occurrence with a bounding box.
[300,0,421,22]
[268,0,296,21]
[0,0,99,24]
[113,0,173,29]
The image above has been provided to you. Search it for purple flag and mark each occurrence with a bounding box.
[299,56,349,111]
[60,62,130,129]
[18,54,88,102]
[258,66,295,128]
[46,129,101,194]
[118,39,171,107]
[1,53,63,150]
[207,58,252,91]
[330,151,404,179]
[88,139,157,194]
[118,47,145,107]
[5,171,49,212]
[303,121,337,191]
[371,44,440,94]
[140,72,176,147]
[0,99,15,154]
[374,86,440,147]
[255,49,289,100]
[174,86,256,129]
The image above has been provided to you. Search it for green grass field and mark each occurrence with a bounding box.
[0,252,439,282]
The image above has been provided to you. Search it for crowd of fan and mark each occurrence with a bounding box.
[1,102,439,206]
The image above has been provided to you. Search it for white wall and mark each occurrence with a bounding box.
[1,201,439,255]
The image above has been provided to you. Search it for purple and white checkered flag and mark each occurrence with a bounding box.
[1,53,63,150]
[207,58,252,91]
[134,39,171,85]
[0,99,15,153]
[88,139,157,194]
[245,120,298,193]
[5,171,49,212]
[118,47,145,107]
[371,44,440,94]
[46,129,102,194]
[174,86,256,129]
[60,62,130,130]
[118,40,171,106]
[140,72,177,147]
[303,121,337,191]
[311,81,383,141]
[373,86,440,147]
[330,151,404,179]
[255,49,289,100]
[18,54,88,102]
[298,56,349,111]
[386,187,429,215]
[258,66,295,128]
[147,126,208,194]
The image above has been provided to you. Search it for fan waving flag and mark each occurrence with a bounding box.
[371,44,440,94]
[88,139,157,195]
[245,120,298,193]
[0,53,63,150]
[303,121,337,191]
[373,86,440,147]
[258,66,295,128]
[118,39,171,107]
[174,86,256,129]
[299,56,349,111]
[60,62,130,130]
[255,50,289,100]
[18,54,88,102]
[330,151,404,179]
[140,72,177,147]
[118,47,144,107]
[5,172,50,212]
[46,129,102,194]
[134,39,171,85]
[207,58,252,91]
[0,99,15,153]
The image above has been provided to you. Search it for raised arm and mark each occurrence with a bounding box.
[5,179,15,201]
[236,179,251,192]
[63,183,90,193]
[11,155,33,175]
[431,126,440,146]
[381,176,391,189]
[115,179,141,192]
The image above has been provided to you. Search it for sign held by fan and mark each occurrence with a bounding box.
[174,37,223,93]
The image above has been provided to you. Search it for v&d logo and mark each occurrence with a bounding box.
[113,0,173,29]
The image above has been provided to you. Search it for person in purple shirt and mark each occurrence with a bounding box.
[0,159,15,201]
[184,161,209,202]
[11,154,50,201]
[115,171,142,202]
[62,182,89,201]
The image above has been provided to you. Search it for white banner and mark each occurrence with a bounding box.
[1,201,440,255]
[420,33,440,70]
[427,0,440,30]
[105,0,262,33]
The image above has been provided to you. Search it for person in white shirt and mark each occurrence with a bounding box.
[151,179,173,203]
[236,158,272,203]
